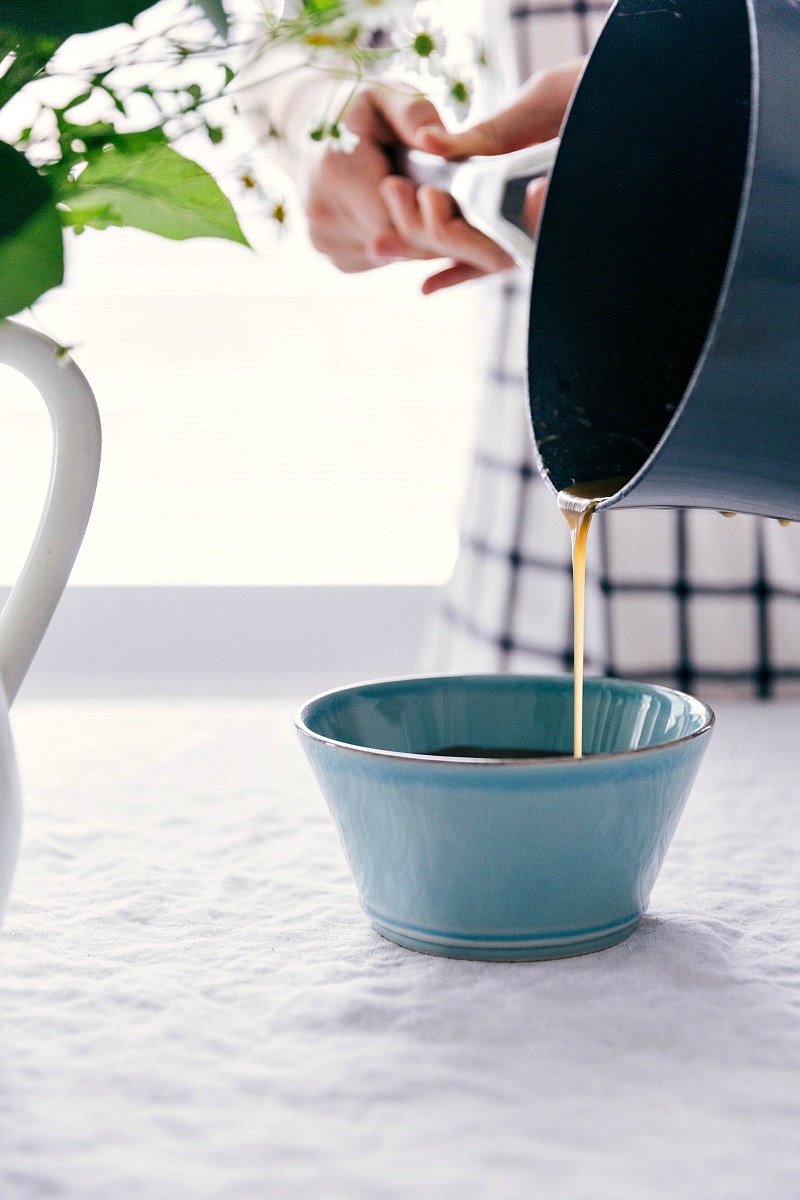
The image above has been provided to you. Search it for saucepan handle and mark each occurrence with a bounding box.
[0,321,101,705]
[399,138,560,192]
[396,138,561,268]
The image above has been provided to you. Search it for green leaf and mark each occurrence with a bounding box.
[59,200,123,234]
[59,121,167,157]
[303,0,343,14]
[58,142,249,246]
[0,138,51,239]
[61,88,94,113]
[0,204,65,316]
[0,1,154,36]
[93,126,167,153]
[0,30,62,108]
[0,143,63,317]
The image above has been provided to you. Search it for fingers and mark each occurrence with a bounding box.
[414,57,585,161]
[306,75,524,284]
[422,263,488,294]
[417,186,515,273]
[306,195,384,271]
[307,187,395,272]
[414,119,506,160]
[524,177,548,235]
[369,87,447,148]
[371,177,443,261]
[303,88,448,276]
[304,122,398,271]
[300,65,572,279]
[378,178,514,272]
[379,175,427,245]
[370,229,437,262]
[307,220,383,273]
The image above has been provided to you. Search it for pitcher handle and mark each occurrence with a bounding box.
[0,321,101,705]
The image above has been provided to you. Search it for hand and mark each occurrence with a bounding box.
[377,57,585,294]
[304,85,517,279]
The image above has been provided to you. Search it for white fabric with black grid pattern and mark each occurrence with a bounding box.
[423,0,800,700]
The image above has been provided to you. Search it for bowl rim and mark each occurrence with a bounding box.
[294,673,715,766]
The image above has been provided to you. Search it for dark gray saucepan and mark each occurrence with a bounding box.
[405,0,800,518]
[527,0,800,518]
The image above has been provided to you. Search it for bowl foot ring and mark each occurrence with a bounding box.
[371,915,641,961]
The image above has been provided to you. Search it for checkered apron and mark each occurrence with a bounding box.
[422,0,800,699]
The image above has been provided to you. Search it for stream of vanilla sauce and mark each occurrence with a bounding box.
[557,489,792,758]
[557,478,629,758]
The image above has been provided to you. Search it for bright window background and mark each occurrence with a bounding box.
[0,0,487,588]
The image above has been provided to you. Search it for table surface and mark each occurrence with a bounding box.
[0,696,798,1200]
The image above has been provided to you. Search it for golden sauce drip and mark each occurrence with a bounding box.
[724,508,791,523]
[558,478,628,758]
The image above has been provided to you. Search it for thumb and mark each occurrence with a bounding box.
[369,88,446,147]
[414,57,585,160]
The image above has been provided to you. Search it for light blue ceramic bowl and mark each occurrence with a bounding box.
[296,675,714,961]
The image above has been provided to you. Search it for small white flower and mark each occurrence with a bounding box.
[260,0,285,28]
[309,118,361,153]
[469,33,490,71]
[392,13,448,73]
[443,72,473,119]
[328,122,361,153]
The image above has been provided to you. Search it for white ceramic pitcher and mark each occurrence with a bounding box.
[0,320,101,924]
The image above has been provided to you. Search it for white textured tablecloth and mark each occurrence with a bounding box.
[0,696,798,1200]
